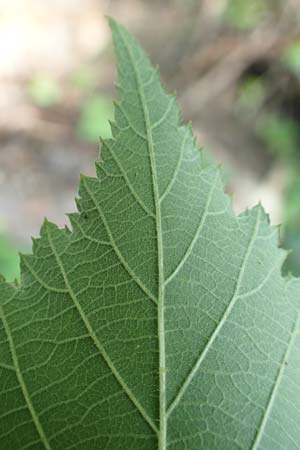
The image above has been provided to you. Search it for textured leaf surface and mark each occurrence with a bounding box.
[1,19,300,450]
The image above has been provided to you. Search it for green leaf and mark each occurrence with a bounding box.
[1,18,300,450]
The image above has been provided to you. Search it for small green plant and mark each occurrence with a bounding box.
[0,234,20,282]
[282,41,300,75]
[78,94,114,141]
[71,65,97,92]
[257,113,299,162]
[237,72,300,277]
[237,76,267,114]
[1,19,300,450]
[28,75,61,107]
[224,0,267,30]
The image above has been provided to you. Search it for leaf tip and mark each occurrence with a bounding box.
[256,202,271,224]
[108,16,120,32]
[40,218,60,238]
[75,197,82,212]
[18,252,30,270]
[108,16,124,41]
[40,217,50,236]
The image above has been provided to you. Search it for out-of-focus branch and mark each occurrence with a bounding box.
[180,17,300,116]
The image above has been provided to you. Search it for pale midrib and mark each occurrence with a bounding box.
[118,30,167,450]
[167,207,262,418]
[250,308,300,450]
[0,305,53,450]
[46,224,158,436]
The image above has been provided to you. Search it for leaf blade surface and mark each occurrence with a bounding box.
[0,19,300,450]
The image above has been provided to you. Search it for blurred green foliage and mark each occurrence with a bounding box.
[284,173,300,230]
[0,235,20,282]
[27,75,61,107]
[257,114,299,163]
[71,65,97,92]
[282,41,300,75]
[224,0,267,30]
[282,173,300,276]
[237,71,300,276]
[237,77,266,113]
[78,95,114,142]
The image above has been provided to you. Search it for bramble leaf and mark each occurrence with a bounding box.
[0,18,300,450]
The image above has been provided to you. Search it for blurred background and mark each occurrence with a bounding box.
[0,0,299,281]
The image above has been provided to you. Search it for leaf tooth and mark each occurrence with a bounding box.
[257,201,271,224]
[64,225,71,234]
[31,236,39,253]
[97,138,114,166]
[40,217,50,237]
[95,160,105,181]
[78,173,89,197]
[67,212,80,231]
[108,119,119,139]
[41,218,60,235]
[279,247,290,268]
[108,16,120,34]
[242,204,293,283]
[285,265,296,281]
[75,196,82,212]
[80,174,97,187]
[78,175,99,207]
[28,220,55,255]
[19,252,35,275]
